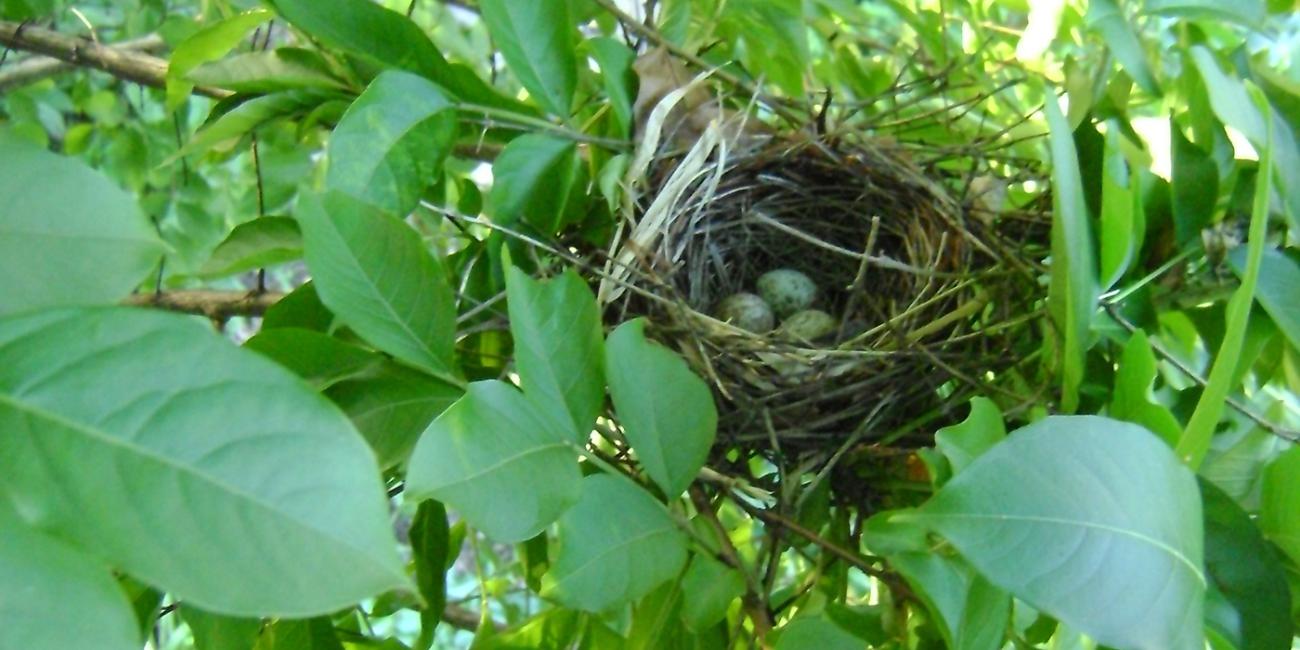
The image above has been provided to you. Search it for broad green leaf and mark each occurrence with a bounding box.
[1098,127,1142,289]
[1260,447,1300,567]
[505,265,605,440]
[488,134,582,233]
[1084,0,1158,95]
[406,381,580,543]
[907,416,1205,650]
[773,617,861,650]
[175,92,317,160]
[1043,87,1097,413]
[325,365,461,469]
[543,474,688,611]
[0,135,162,315]
[327,71,457,216]
[1229,248,1300,352]
[410,500,450,650]
[244,327,382,390]
[1144,0,1264,25]
[606,319,718,498]
[196,217,302,279]
[0,501,140,650]
[1201,479,1292,650]
[587,37,636,136]
[253,617,343,650]
[261,281,335,332]
[187,49,347,94]
[297,191,460,386]
[0,307,409,616]
[680,555,745,632]
[181,606,263,650]
[934,397,1005,475]
[1177,87,1273,468]
[891,551,1010,650]
[479,0,576,116]
[1109,331,1183,446]
[166,9,273,110]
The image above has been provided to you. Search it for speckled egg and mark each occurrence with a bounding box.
[779,309,837,341]
[715,292,775,333]
[756,269,817,318]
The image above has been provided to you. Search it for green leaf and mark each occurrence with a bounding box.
[196,217,302,279]
[175,92,317,160]
[680,555,745,632]
[907,416,1205,650]
[1177,86,1273,468]
[1260,447,1300,567]
[1170,124,1219,247]
[297,191,460,386]
[181,606,263,650]
[606,319,717,498]
[261,281,334,332]
[326,365,461,469]
[1098,126,1143,289]
[487,133,582,233]
[1109,331,1183,446]
[406,381,580,543]
[773,617,861,650]
[410,500,450,650]
[1229,248,1300,353]
[1200,479,1292,650]
[543,474,688,611]
[479,0,576,116]
[166,9,273,110]
[0,501,140,650]
[1043,86,1098,413]
[0,135,162,315]
[254,617,343,650]
[1144,0,1264,26]
[1084,0,1158,95]
[327,71,457,216]
[0,307,409,616]
[934,397,1005,475]
[187,49,347,94]
[890,551,1010,650]
[243,327,382,390]
[505,266,605,440]
[587,37,636,136]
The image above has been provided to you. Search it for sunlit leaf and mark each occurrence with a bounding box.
[479,0,576,116]
[1085,0,1158,95]
[166,9,273,110]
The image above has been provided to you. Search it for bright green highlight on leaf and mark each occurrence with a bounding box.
[934,397,1005,475]
[908,415,1205,650]
[406,380,580,543]
[0,307,410,616]
[607,319,718,498]
[0,135,162,316]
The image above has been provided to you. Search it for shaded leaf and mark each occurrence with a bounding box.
[254,617,343,650]
[1260,446,1300,567]
[406,381,580,543]
[934,397,1005,476]
[891,551,1010,650]
[1098,126,1143,289]
[327,71,457,216]
[1144,0,1264,25]
[774,617,861,650]
[908,416,1205,650]
[176,92,318,160]
[487,134,581,233]
[244,327,381,390]
[261,281,334,332]
[479,0,576,116]
[197,217,302,279]
[1229,247,1300,353]
[187,49,346,94]
[587,37,636,136]
[680,555,745,632]
[1170,124,1218,246]
[0,135,162,315]
[297,191,460,386]
[1201,479,1292,650]
[544,474,688,611]
[505,265,605,441]
[182,606,263,650]
[410,500,450,650]
[606,319,717,498]
[326,365,461,469]
[0,307,409,616]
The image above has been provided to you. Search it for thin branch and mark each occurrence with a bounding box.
[124,290,284,320]
[0,20,229,98]
[0,32,164,91]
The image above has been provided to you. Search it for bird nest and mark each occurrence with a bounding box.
[600,120,1046,463]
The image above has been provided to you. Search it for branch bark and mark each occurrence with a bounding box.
[0,21,230,98]
[124,290,284,320]
[0,32,165,92]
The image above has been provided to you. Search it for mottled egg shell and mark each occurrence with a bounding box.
[716,292,775,333]
[757,269,817,318]
[779,309,837,341]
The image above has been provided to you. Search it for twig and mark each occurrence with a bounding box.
[724,492,888,579]
[124,290,284,320]
[0,20,229,98]
[0,32,164,91]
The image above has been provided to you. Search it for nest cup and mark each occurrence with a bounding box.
[601,120,1042,470]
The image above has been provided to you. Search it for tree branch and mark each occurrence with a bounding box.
[124,290,284,320]
[0,20,230,98]
[0,32,165,92]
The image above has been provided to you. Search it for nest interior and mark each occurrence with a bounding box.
[603,133,1044,466]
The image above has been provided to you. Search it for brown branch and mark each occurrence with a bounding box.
[124,290,284,320]
[0,32,165,92]
[441,604,494,632]
[0,20,229,98]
